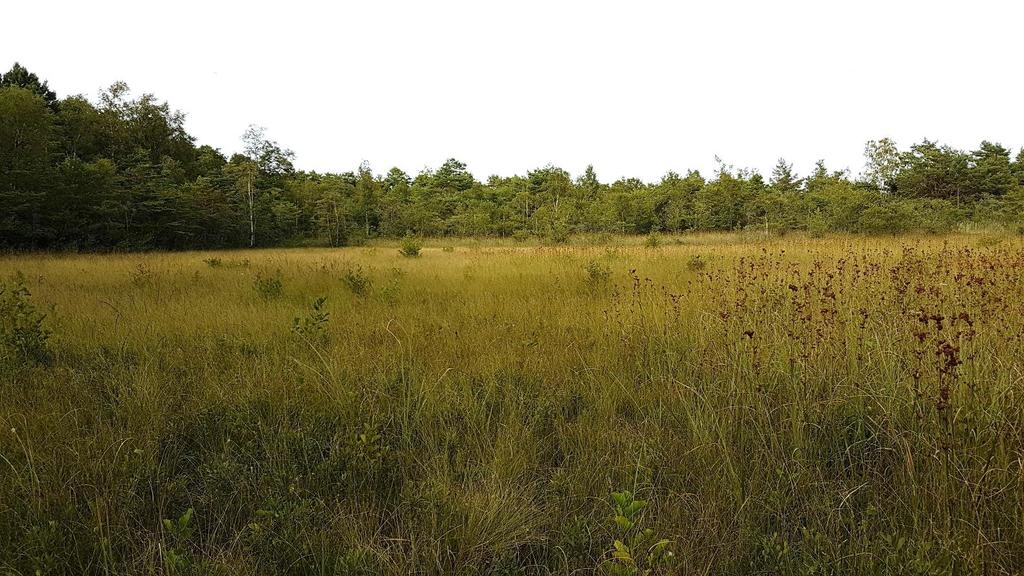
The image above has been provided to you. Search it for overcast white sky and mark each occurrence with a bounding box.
[3,0,1023,182]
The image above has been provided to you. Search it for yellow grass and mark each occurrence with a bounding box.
[2,233,1023,574]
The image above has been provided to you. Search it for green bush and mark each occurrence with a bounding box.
[857,204,905,234]
[602,491,674,575]
[686,254,707,272]
[292,296,330,345]
[546,222,571,245]
[585,260,612,291]
[205,257,250,269]
[399,236,422,258]
[342,266,371,296]
[253,272,284,300]
[806,210,829,238]
[0,275,52,365]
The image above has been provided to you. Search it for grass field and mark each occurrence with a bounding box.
[2,233,1024,575]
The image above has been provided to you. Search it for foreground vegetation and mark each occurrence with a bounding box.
[5,63,1024,252]
[3,232,1024,574]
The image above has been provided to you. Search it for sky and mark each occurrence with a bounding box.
[3,0,1023,183]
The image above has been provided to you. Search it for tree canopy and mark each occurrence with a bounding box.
[2,64,1024,250]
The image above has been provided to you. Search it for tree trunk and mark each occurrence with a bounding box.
[247,174,255,248]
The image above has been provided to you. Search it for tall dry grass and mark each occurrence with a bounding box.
[2,233,1023,574]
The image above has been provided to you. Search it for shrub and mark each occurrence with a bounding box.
[807,210,829,238]
[0,275,52,366]
[912,200,959,234]
[602,491,674,575]
[686,254,707,272]
[253,272,284,300]
[399,236,422,258]
[545,222,571,245]
[857,204,906,234]
[203,257,250,269]
[643,233,661,249]
[292,297,330,345]
[585,260,612,290]
[977,230,1009,247]
[342,266,371,297]
[379,269,405,304]
[129,263,154,287]
[161,508,195,573]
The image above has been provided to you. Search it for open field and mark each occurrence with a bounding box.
[3,233,1024,575]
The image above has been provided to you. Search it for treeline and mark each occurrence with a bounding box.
[3,63,1024,250]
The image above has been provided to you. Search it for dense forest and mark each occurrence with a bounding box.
[3,63,1024,250]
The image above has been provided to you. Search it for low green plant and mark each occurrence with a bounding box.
[643,234,661,249]
[0,275,52,365]
[585,260,612,290]
[292,297,330,344]
[380,270,404,304]
[685,254,707,272]
[204,257,251,269]
[161,508,194,574]
[162,507,194,543]
[602,491,673,576]
[342,266,371,296]
[253,272,284,300]
[399,236,422,258]
[977,229,1009,247]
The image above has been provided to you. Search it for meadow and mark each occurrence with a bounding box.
[2,233,1024,575]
